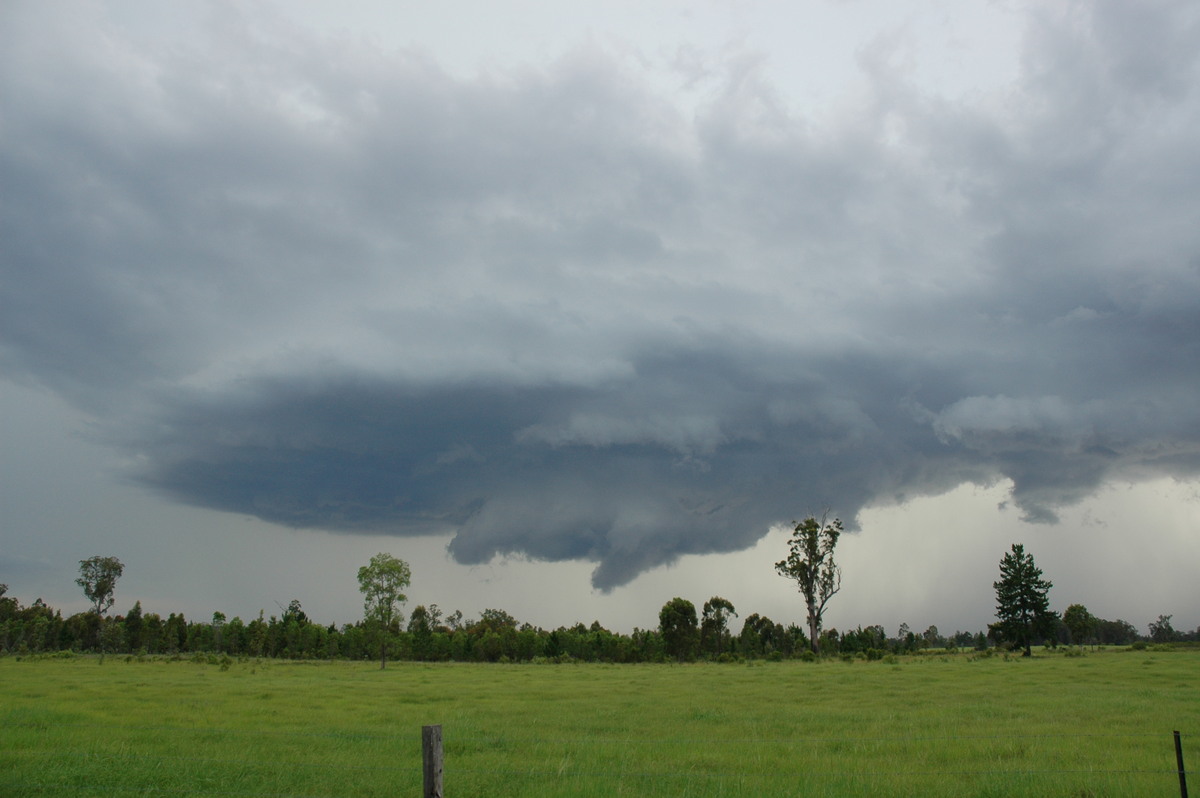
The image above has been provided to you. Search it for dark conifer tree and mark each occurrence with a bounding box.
[992,544,1057,656]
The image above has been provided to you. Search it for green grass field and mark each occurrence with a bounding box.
[2,648,1196,797]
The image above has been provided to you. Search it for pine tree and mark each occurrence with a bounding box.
[992,544,1057,656]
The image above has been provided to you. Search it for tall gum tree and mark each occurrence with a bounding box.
[357,553,411,669]
[77,556,124,617]
[775,515,842,654]
[76,555,124,660]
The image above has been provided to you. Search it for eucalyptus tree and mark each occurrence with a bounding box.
[77,556,124,617]
[1149,614,1177,643]
[357,553,411,669]
[700,596,737,657]
[77,556,124,658]
[658,597,699,662]
[775,515,842,654]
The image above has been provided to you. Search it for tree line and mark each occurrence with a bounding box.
[0,583,1177,664]
[0,525,1193,663]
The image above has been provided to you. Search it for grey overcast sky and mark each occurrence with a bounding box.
[2,0,1198,636]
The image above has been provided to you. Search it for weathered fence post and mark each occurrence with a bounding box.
[423,724,443,798]
[1176,730,1188,798]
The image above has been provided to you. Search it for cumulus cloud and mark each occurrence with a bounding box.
[3,1,1199,589]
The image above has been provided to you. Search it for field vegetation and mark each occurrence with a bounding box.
[3,646,1197,797]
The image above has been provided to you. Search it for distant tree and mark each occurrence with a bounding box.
[1094,617,1138,646]
[76,556,124,618]
[475,608,518,634]
[895,622,918,653]
[282,600,307,625]
[76,556,124,658]
[100,616,125,654]
[738,613,787,658]
[1149,614,1177,644]
[407,605,432,635]
[658,597,699,662]
[841,624,886,655]
[700,596,737,657]
[357,553,411,669]
[124,601,144,652]
[408,605,434,661]
[469,609,520,662]
[775,514,843,654]
[923,625,942,649]
[212,611,227,652]
[247,610,268,657]
[0,584,16,625]
[1062,604,1097,648]
[163,612,188,653]
[991,544,1057,657]
[224,615,247,656]
[818,627,841,654]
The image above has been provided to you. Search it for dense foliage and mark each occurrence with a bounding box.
[0,588,1184,664]
[991,544,1058,657]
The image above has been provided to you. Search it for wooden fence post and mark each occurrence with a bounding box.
[423,725,443,798]
[1176,730,1188,798]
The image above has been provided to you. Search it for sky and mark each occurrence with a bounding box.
[2,0,1198,637]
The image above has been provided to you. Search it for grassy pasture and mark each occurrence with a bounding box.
[2,648,1196,797]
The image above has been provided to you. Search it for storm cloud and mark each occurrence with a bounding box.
[3,2,1199,589]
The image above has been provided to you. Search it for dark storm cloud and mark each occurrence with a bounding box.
[128,345,991,589]
[3,2,1199,588]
